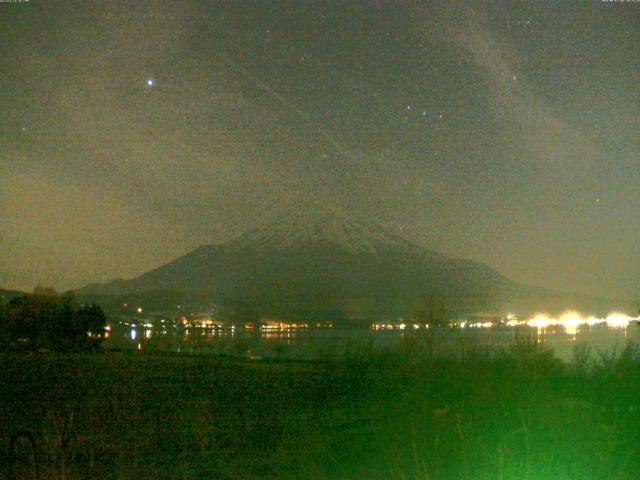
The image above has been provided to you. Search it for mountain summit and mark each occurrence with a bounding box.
[79,209,516,317]
[232,208,438,256]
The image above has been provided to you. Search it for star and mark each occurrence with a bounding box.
[146,79,154,87]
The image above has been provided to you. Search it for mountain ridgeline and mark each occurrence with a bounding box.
[79,211,521,318]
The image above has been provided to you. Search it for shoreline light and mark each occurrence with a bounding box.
[523,311,636,332]
[605,312,633,328]
[527,313,555,329]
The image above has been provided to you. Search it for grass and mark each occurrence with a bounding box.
[0,336,638,479]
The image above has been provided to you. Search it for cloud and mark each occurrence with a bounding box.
[445,6,601,172]
[0,168,197,290]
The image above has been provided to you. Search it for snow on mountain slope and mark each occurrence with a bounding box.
[76,207,622,316]
[77,206,520,317]
[230,207,440,256]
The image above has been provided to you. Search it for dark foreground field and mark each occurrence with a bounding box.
[1,339,639,479]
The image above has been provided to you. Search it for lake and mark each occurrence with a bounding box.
[103,320,640,362]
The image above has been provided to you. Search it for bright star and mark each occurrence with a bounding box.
[146,79,154,87]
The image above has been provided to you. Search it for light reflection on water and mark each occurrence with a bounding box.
[107,321,640,361]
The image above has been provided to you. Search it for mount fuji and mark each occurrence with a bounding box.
[79,209,519,317]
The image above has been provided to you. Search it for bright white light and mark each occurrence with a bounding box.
[527,313,554,329]
[515,311,635,332]
[559,311,583,335]
[606,312,632,328]
[146,79,154,86]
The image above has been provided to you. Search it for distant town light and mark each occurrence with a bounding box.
[527,313,554,329]
[606,312,632,328]
[559,311,582,335]
[521,311,635,332]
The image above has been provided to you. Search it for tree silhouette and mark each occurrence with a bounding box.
[413,294,449,366]
[413,294,448,327]
[0,291,106,352]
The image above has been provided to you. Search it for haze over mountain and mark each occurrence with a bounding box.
[79,208,532,317]
[2,2,637,301]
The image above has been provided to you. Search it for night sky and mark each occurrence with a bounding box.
[1,1,638,299]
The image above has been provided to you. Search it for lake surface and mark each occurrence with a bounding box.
[103,321,640,362]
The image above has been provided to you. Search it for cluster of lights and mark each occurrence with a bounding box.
[117,309,636,345]
[373,322,499,330]
[518,311,637,333]
[260,322,310,331]
[370,311,637,333]
[192,319,222,328]
[372,323,426,330]
[183,325,236,335]
[459,321,494,329]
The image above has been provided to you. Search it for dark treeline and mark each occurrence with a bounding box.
[0,287,107,352]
